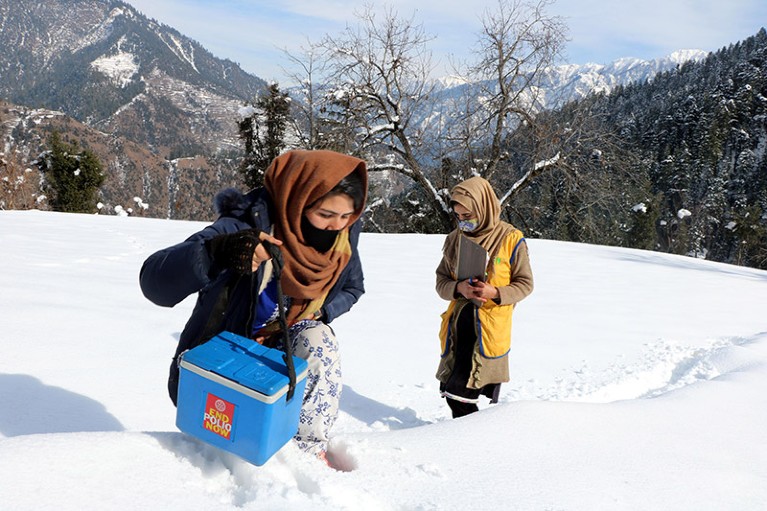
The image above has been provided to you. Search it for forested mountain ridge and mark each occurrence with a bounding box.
[608,28,767,268]
[513,28,767,268]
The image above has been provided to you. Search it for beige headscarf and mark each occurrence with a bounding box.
[442,176,516,279]
[264,149,367,325]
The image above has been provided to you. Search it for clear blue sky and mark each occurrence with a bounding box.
[125,0,767,82]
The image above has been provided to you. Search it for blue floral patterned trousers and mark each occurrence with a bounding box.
[286,320,342,455]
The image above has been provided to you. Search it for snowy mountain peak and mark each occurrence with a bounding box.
[433,49,708,111]
[664,49,708,63]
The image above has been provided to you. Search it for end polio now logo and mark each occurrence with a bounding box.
[203,393,235,440]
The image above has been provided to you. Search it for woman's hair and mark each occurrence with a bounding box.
[325,170,366,211]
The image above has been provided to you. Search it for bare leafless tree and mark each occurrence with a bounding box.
[314,4,455,228]
[283,1,621,234]
[281,40,328,149]
[450,0,568,188]
[500,95,654,246]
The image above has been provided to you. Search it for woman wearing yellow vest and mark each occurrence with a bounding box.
[435,176,534,418]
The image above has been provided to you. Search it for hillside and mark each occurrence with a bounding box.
[594,29,767,268]
[0,100,240,219]
[0,0,265,158]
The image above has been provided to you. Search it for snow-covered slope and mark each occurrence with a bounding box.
[1,210,765,510]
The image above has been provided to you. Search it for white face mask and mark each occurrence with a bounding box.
[458,219,479,232]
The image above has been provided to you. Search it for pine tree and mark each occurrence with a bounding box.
[729,205,767,268]
[39,132,105,213]
[625,196,660,250]
[238,83,291,188]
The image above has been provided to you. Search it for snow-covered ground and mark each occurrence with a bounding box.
[1,210,765,510]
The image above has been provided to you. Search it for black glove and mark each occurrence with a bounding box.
[205,228,262,274]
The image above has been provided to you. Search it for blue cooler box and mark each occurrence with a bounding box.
[176,331,308,466]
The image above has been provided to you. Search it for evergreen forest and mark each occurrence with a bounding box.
[500,29,767,269]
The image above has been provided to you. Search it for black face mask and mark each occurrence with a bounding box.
[301,215,339,253]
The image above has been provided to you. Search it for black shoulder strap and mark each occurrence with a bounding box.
[262,240,297,402]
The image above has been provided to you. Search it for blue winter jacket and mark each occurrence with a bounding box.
[139,187,365,403]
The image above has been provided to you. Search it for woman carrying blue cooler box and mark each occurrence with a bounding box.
[140,149,368,463]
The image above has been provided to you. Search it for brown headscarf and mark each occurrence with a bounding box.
[442,176,516,279]
[264,149,368,324]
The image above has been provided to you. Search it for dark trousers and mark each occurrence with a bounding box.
[440,305,481,419]
[446,398,479,418]
[441,304,500,418]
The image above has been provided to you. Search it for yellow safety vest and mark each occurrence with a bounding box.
[439,230,525,358]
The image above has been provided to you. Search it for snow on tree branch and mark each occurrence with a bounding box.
[499,152,560,206]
